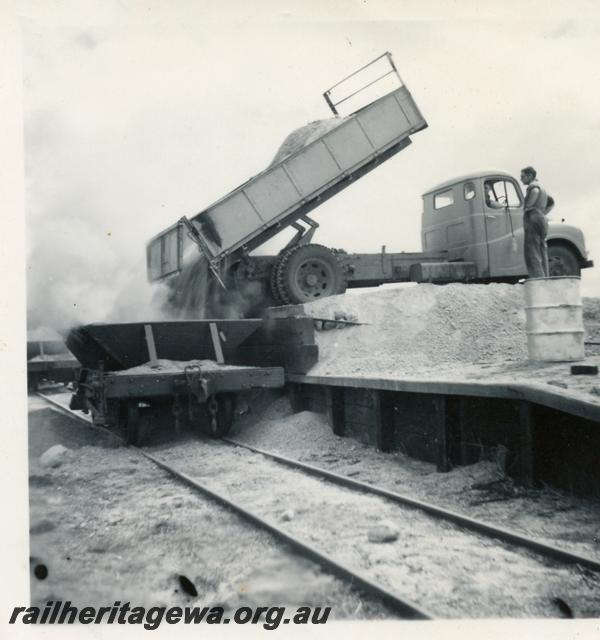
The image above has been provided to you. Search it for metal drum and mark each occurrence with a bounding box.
[524,276,584,362]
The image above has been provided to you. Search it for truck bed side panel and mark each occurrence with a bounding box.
[190,85,427,261]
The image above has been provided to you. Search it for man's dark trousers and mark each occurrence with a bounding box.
[524,210,548,278]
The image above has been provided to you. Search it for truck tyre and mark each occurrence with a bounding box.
[548,244,581,277]
[269,262,284,305]
[275,244,347,304]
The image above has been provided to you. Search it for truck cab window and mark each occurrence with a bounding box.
[485,179,521,208]
[463,182,475,200]
[434,189,454,209]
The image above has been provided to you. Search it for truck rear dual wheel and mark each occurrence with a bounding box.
[273,244,347,305]
[269,262,284,305]
[547,244,581,277]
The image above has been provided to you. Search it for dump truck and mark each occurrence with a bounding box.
[146,53,592,317]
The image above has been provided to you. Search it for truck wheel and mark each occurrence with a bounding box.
[269,262,284,306]
[200,394,234,438]
[548,244,581,277]
[276,244,347,304]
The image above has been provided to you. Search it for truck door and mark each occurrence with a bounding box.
[483,177,526,277]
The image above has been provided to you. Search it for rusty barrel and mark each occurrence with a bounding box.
[524,276,584,362]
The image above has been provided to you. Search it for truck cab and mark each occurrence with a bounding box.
[421,170,593,279]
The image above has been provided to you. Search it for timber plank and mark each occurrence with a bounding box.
[286,373,600,424]
[104,366,284,399]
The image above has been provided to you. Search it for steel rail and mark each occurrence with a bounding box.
[222,437,600,574]
[139,448,432,620]
[37,393,600,575]
[37,392,118,437]
[36,393,432,620]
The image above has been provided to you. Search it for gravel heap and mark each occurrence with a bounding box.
[269,117,345,167]
[233,402,338,453]
[303,283,529,377]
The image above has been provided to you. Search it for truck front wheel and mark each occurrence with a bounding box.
[547,244,581,277]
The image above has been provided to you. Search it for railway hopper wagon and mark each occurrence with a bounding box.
[67,317,317,444]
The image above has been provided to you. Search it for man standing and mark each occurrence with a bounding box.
[520,166,552,278]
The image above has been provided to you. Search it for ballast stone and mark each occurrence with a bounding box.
[30,519,56,535]
[280,509,295,522]
[39,444,71,468]
[367,520,399,543]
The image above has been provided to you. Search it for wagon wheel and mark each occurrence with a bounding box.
[125,400,140,446]
[200,393,234,438]
[548,244,581,277]
[275,244,347,305]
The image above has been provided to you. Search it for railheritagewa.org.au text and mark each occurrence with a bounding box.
[9,601,331,630]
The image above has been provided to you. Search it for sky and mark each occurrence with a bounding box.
[19,2,600,331]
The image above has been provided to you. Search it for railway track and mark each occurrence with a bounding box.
[36,392,430,619]
[37,392,600,618]
[221,438,600,573]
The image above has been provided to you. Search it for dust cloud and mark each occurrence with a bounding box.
[170,251,269,320]
[25,112,174,335]
[27,242,173,336]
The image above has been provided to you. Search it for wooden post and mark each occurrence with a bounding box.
[288,383,305,413]
[435,396,465,472]
[144,324,158,368]
[326,386,345,436]
[458,398,470,466]
[374,391,394,452]
[434,395,452,473]
[516,401,534,487]
[372,390,383,450]
[209,322,225,364]
[436,397,449,472]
